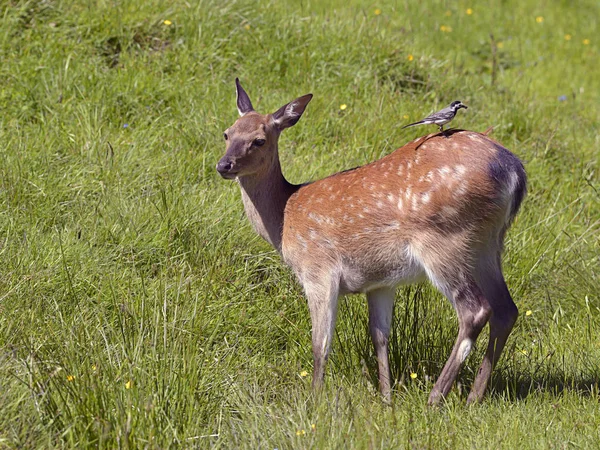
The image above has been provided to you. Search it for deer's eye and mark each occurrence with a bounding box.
[254,139,266,147]
[223,133,228,140]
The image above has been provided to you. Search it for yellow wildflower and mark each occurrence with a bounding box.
[66,375,75,382]
[244,24,251,30]
[497,42,504,49]
[125,380,132,389]
[410,372,418,379]
[296,429,306,436]
[440,25,452,32]
[300,370,309,377]
[564,34,572,41]
[339,104,347,111]
[583,39,590,45]
[407,54,414,61]
[525,310,532,316]
[311,423,316,431]
[403,114,409,119]
[163,20,172,26]
[92,364,97,371]
[535,16,543,23]
[466,8,473,15]
[374,9,381,16]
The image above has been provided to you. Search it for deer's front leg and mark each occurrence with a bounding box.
[367,287,395,403]
[304,277,340,391]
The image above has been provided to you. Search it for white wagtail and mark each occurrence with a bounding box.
[402,101,468,132]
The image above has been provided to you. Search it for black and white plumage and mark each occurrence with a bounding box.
[402,101,468,132]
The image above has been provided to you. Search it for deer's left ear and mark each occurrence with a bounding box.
[271,94,313,131]
[236,78,254,116]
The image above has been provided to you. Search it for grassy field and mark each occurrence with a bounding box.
[1,0,599,447]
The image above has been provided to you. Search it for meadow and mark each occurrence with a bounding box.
[0,0,599,447]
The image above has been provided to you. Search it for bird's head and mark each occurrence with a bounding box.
[450,100,468,111]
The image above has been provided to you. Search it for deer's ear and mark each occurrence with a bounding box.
[271,94,313,131]
[235,78,254,116]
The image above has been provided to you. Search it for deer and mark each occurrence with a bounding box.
[216,79,527,405]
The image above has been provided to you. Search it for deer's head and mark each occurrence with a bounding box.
[217,79,312,179]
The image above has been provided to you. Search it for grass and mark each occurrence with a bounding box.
[0,0,599,447]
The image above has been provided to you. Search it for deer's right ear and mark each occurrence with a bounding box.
[271,94,313,132]
[235,78,254,116]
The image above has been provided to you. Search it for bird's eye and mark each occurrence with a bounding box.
[223,133,228,141]
[254,139,266,147]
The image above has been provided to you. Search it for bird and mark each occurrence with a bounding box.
[402,101,468,132]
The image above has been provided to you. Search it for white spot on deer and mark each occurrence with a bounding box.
[455,181,469,197]
[363,207,370,213]
[439,166,451,177]
[376,201,384,209]
[421,192,431,204]
[296,233,307,250]
[441,205,458,218]
[406,161,412,171]
[405,186,412,200]
[397,198,404,210]
[425,171,434,182]
[387,194,395,203]
[457,338,473,364]
[411,195,418,211]
[308,212,323,224]
[358,214,364,219]
[308,229,318,240]
[397,165,404,176]
[454,165,466,177]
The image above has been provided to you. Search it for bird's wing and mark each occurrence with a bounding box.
[422,106,453,122]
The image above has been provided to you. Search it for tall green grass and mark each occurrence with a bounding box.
[0,0,599,447]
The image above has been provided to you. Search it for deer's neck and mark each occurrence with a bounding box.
[238,156,297,252]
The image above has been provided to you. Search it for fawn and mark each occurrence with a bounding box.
[217,79,526,404]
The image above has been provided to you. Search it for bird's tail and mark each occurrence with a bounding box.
[401,121,424,129]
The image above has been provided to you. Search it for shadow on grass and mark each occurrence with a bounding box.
[487,372,600,402]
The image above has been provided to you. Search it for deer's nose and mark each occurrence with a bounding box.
[216,159,236,178]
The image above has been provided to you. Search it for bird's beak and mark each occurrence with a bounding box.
[462,105,468,109]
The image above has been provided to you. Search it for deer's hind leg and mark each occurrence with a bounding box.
[467,249,518,404]
[415,240,492,405]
